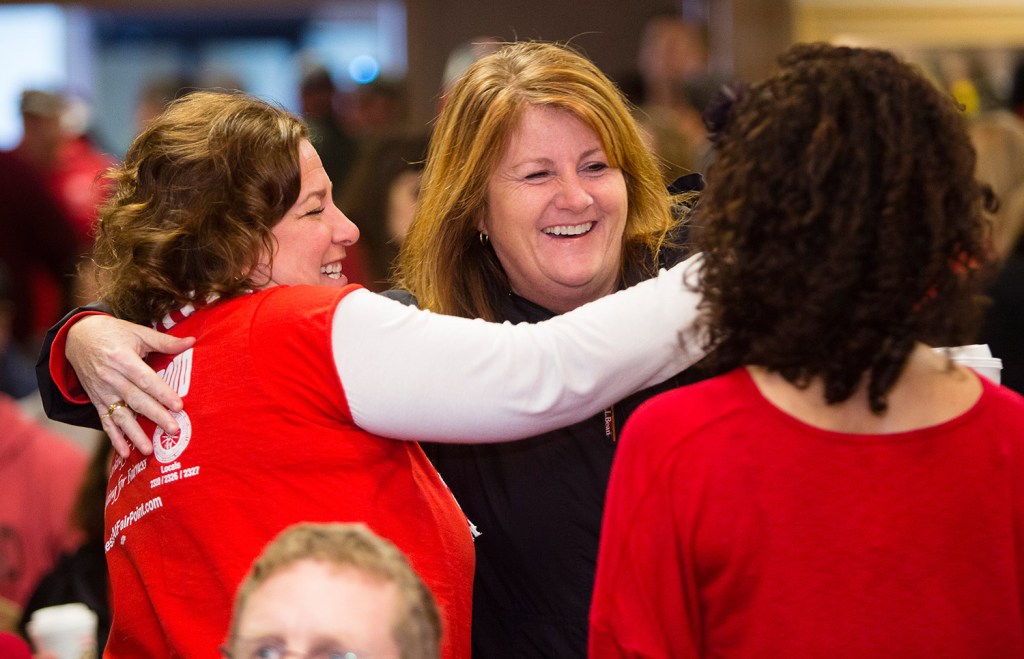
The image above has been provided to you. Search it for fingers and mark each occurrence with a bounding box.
[128,393,181,436]
[93,367,180,436]
[102,400,130,416]
[96,361,182,452]
[140,330,196,358]
[70,323,185,429]
[66,313,191,449]
[115,410,156,456]
[99,404,135,458]
[103,419,131,459]
[111,350,184,414]
[98,399,155,458]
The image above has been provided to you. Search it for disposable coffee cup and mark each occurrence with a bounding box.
[937,344,1003,384]
[26,603,97,659]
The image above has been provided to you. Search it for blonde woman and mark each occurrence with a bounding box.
[393,41,703,655]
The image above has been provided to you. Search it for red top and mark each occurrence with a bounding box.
[0,395,86,606]
[0,632,32,659]
[51,136,116,248]
[591,368,1024,658]
[96,286,473,658]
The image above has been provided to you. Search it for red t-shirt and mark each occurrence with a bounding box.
[51,136,116,248]
[0,395,86,607]
[591,368,1024,658]
[102,286,474,658]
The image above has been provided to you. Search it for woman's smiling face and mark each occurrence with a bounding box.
[250,140,360,290]
[257,139,360,289]
[479,105,628,313]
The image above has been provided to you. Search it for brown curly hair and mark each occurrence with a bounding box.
[394,41,683,320]
[693,43,992,413]
[92,90,308,324]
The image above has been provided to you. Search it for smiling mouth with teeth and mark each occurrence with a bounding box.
[321,263,343,279]
[542,221,594,237]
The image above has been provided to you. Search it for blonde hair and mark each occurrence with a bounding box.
[394,41,679,320]
[92,90,307,324]
[228,523,441,659]
[968,111,1024,261]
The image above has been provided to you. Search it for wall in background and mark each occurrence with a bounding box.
[793,1,1024,49]
[0,0,697,149]
[0,1,408,155]
[5,0,1021,153]
[403,0,684,124]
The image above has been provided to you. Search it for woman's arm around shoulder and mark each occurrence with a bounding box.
[334,254,706,442]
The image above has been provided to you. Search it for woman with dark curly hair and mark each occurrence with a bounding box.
[590,43,1024,657]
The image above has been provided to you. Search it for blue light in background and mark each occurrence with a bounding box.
[0,4,68,149]
[348,55,380,84]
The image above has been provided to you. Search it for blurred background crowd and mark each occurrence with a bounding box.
[3,0,1024,652]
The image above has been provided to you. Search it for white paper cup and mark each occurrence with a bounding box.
[26,603,97,659]
[955,357,1003,384]
[937,344,1003,384]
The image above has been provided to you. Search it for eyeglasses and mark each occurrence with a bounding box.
[221,639,362,659]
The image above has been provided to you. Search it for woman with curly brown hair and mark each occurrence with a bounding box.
[591,43,1024,657]
[37,42,708,657]
[33,89,705,658]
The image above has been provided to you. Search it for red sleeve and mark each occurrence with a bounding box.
[48,310,110,404]
[590,395,702,659]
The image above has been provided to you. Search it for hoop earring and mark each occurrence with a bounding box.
[479,232,490,246]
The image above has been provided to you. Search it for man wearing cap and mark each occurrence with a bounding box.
[0,89,79,349]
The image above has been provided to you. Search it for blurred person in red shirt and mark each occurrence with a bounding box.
[0,90,80,348]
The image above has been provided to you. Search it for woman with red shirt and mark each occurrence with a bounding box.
[591,43,1024,657]
[47,90,704,658]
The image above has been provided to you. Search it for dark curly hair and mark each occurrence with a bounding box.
[692,43,992,413]
[92,90,308,324]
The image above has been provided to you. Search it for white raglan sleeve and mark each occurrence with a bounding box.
[332,253,706,442]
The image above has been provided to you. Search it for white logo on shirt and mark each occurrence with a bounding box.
[153,410,192,464]
[157,348,193,397]
[152,349,194,464]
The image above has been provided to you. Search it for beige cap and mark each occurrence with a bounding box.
[20,89,65,117]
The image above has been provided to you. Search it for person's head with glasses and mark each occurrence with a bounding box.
[223,523,441,659]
